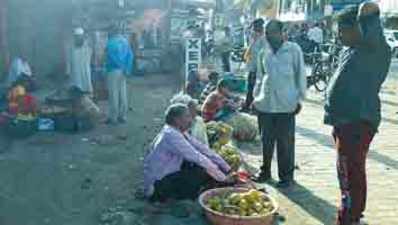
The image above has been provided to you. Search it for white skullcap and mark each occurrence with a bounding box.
[74,27,84,35]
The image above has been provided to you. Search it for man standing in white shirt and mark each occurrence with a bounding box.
[67,28,93,95]
[243,18,266,111]
[307,23,324,48]
[253,20,306,188]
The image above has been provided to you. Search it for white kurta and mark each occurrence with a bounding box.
[68,44,93,93]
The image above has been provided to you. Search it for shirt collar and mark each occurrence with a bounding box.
[268,41,289,55]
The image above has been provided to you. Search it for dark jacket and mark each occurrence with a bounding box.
[324,15,391,131]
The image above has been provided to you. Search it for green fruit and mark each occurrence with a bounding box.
[228,193,241,205]
[246,209,255,216]
[253,202,264,212]
[238,199,249,210]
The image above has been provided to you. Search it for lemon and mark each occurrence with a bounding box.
[253,202,264,212]
[238,199,249,210]
[247,209,255,216]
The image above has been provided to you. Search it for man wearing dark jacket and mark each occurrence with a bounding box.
[324,3,391,225]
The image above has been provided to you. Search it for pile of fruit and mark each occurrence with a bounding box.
[7,85,38,116]
[206,189,274,217]
[206,121,233,147]
[214,145,241,171]
[206,122,242,170]
[16,113,36,121]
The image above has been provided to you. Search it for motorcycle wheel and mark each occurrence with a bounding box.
[313,63,330,92]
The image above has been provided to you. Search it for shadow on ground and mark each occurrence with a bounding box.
[296,125,398,170]
[279,183,337,225]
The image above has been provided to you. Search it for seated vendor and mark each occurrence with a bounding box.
[186,70,204,99]
[170,93,209,146]
[7,55,36,91]
[7,80,37,116]
[201,79,240,122]
[143,104,231,201]
[199,71,219,105]
[69,86,101,128]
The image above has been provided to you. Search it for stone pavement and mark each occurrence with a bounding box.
[239,79,398,225]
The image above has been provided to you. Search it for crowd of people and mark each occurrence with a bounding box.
[1,25,134,129]
[143,2,391,225]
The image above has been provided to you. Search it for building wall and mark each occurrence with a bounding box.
[379,0,398,14]
[0,0,8,79]
[6,0,73,78]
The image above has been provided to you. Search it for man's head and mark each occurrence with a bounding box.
[208,72,219,84]
[165,103,193,132]
[15,47,26,61]
[170,94,199,119]
[217,79,232,96]
[73,27,85,47]
[337,6,361,47]
[108,24,121,38]
[252,18,265,35]
[266,20,284,50]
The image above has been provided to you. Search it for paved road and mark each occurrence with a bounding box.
[241,78,398,225]
[389,58,398,79]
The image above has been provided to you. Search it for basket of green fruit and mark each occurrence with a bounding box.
[199,187,278,225]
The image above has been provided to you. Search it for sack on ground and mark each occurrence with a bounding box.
[225,113,258,141]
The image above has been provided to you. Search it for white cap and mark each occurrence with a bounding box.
[74,27,84,35]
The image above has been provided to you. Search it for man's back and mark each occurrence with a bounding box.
[106,35,133,74]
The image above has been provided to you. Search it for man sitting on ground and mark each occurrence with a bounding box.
[7,54,36,91]
[143,104,232,201]
[170,94,209,146]
[199,71,219,105]
[202,79,240,122]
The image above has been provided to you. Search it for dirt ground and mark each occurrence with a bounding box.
[0,73,196,225]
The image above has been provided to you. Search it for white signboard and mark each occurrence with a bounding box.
[325,5,333,16]
[185,38,202,84]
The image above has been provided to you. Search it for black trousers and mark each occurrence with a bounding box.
[257,113,296,181]
[221,52,231,72]
[244,71,256,109]
[150,162,212,202]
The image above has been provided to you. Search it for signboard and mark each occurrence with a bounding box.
[170,17,187,41]
[330,0,365,11]
[325,4,334,16]
[185,38,202,84]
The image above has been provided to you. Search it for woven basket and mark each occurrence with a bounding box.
[198,187,278,225]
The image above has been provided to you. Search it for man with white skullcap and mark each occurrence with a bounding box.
[67,27,93,94]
